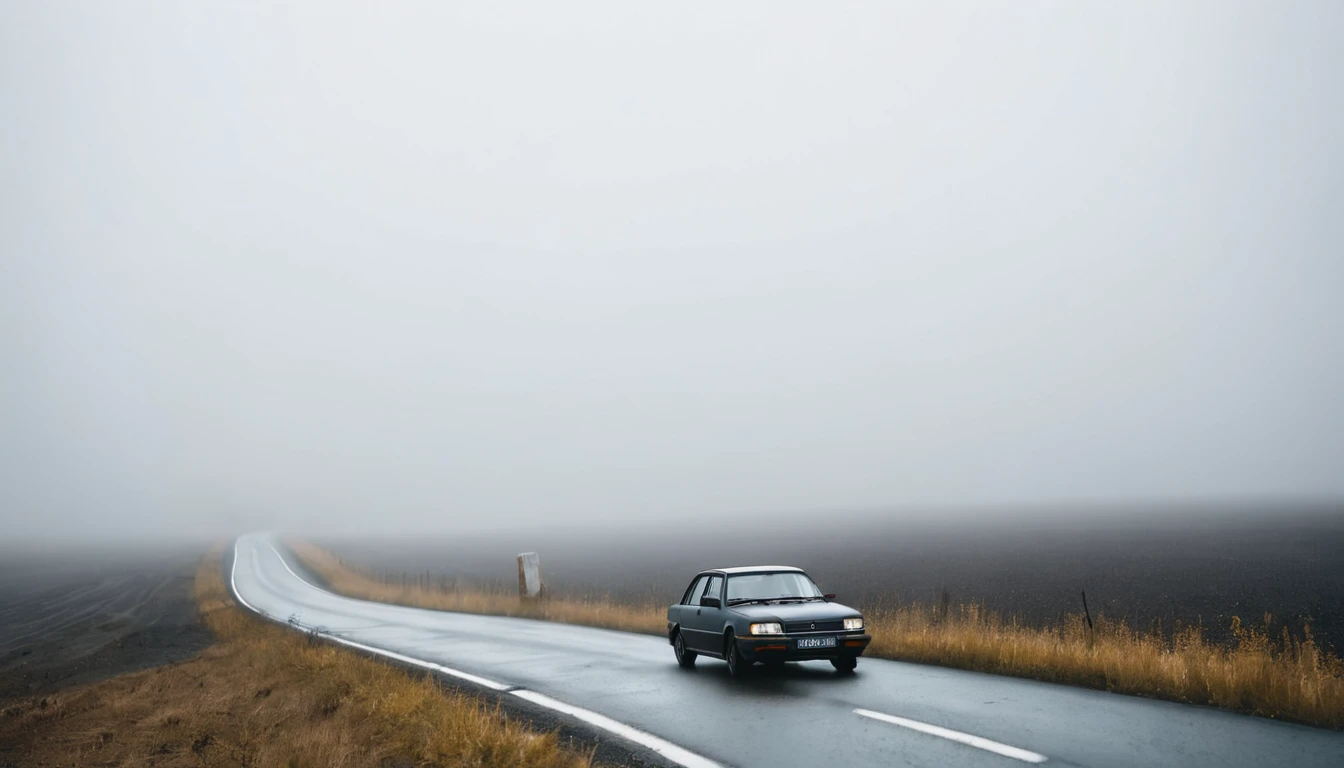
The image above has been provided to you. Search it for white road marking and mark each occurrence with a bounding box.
[230,537,726,768]
[265,542,331,595]
[854,708,1048,764]
[513,690,725,768]
[250,541,513,693]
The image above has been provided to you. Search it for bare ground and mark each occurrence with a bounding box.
[0,551,214,701]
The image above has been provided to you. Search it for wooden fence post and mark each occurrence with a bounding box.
[1082,590,1095,647]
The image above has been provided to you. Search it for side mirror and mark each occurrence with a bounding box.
[701,596,721,608]
[823,593,836,600]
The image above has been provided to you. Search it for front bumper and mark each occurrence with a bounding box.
[736,632,871,661]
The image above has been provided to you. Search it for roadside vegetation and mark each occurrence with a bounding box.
[292,539,1344,730]
[866,601,1343,729]
[290,539,668,635]
[0,546,592,768]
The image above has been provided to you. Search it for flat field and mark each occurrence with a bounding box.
[319,505,1344,654]
[0,548,214,700]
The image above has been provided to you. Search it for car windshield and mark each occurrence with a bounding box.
[726,572,822,603]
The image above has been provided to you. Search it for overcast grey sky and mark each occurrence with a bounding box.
[2,2,1342,542]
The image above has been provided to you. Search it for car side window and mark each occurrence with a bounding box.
[683,576,708,605]
[703,575,724,604]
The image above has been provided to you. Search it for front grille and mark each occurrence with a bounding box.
[785,620,844,633]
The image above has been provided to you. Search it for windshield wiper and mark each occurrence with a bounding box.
[730,595,823,605]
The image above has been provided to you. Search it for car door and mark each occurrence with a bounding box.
[682,574,726,653]
[670,574,706,639]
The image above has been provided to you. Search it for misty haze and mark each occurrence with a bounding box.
[3,2,1342,766]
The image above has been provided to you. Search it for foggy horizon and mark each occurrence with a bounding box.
[4,2,1342,546]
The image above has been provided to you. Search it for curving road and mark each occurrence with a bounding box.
[230,534,1342,768]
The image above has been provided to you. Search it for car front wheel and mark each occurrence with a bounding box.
[725,633,751,678]
[831,655,858,673]
[674,631,697,668]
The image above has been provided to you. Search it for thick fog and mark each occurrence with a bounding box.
[2,2,1342,545]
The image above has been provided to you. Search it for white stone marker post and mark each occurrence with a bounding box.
[517,552,543,600]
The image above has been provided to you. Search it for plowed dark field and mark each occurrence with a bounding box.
[0,549,213,700]
[321,505,1344,653]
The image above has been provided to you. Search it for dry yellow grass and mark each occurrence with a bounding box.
[0,546,593,768]
[289,539,668,636]
[292,539,1344,730]
[866,602,1344,729]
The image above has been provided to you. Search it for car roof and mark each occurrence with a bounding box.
[704,565,805,575]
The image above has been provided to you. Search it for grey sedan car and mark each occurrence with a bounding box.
[666,566,871,678]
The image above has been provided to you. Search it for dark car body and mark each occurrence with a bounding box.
[666,566,871,676]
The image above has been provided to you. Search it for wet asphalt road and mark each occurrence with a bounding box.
[231,534,1343,768]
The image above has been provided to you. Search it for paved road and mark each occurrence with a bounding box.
[231,534,1342,768]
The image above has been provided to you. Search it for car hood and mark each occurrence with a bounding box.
[728,601,860,622]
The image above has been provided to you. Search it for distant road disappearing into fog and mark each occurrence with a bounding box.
[231,534,1343,768]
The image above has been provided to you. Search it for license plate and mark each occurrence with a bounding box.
[796,636,837,649]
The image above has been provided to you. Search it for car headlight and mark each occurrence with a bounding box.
[750,622,783,635]
[844,617,864,631]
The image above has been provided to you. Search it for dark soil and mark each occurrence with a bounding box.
[320,504,1344,653]
[0,550,214,700]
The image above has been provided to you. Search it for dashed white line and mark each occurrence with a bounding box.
[231,536,725,768]
[854,708,1048,763]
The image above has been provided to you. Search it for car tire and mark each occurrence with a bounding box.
[673,630,697,668]
[831,656,858,673]
[725,633,751,679]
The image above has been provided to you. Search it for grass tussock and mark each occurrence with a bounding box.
[293,540,1344,730]
[0,545,592,768]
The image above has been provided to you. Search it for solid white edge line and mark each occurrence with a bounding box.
[234,538,512,692]
[230,536,725,768]
[512,690,724,768]
[854,708,1048,764]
